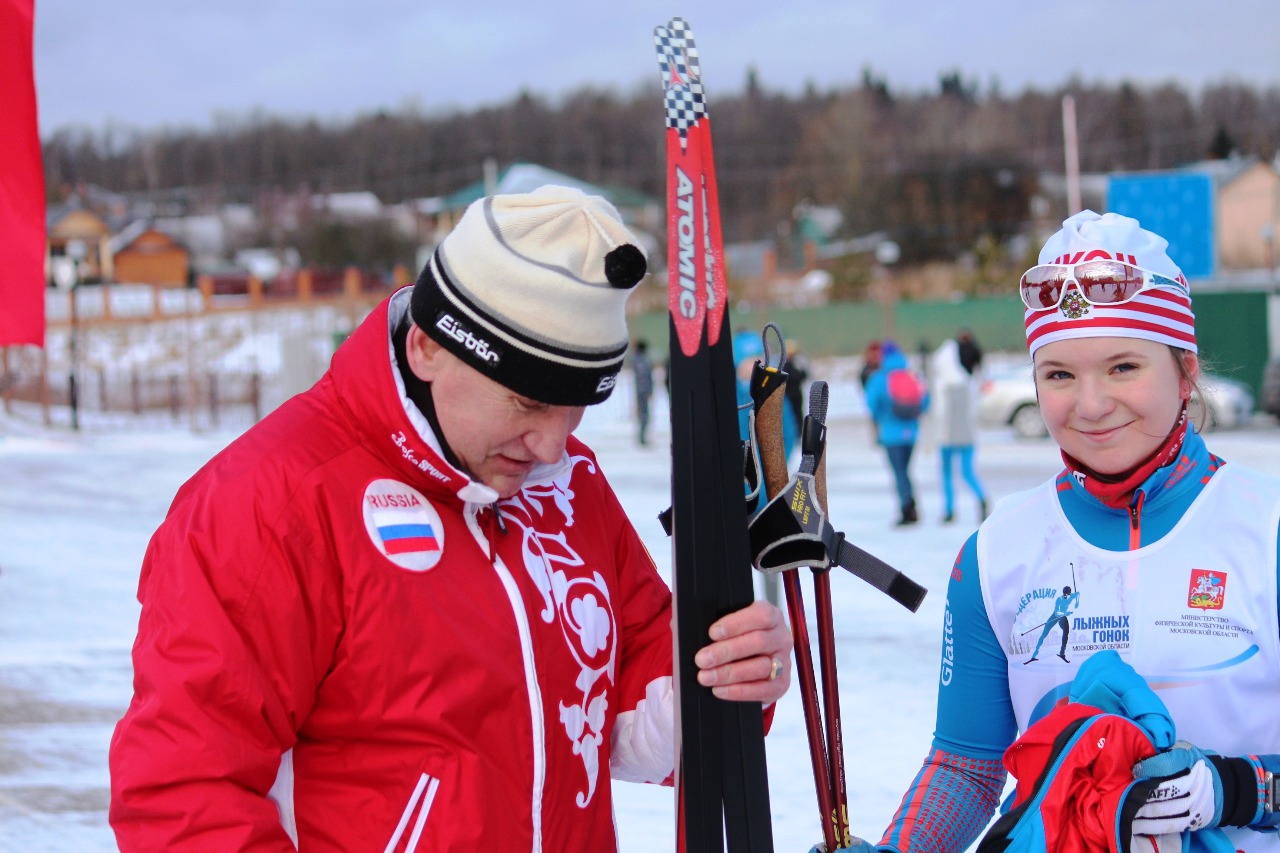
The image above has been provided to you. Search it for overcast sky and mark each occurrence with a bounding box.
[34,0,1280,136]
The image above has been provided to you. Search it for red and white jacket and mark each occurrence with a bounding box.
[109,292,677,852]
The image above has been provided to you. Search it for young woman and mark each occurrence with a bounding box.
[930,333,989,524]
[845,211,1280,852]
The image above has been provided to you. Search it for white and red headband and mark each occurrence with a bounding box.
[1024,210,1196,356]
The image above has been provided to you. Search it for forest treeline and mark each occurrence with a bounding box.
[42,72,1280,262]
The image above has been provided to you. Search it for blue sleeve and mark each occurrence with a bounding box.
[875,534,1017,853]
[878,747,1006,853]
[932,533,1018,759]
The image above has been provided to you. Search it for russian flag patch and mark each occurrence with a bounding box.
[361,479,445,572]
[377,522,440,555]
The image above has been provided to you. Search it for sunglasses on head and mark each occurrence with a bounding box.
[1019,260,1185,311]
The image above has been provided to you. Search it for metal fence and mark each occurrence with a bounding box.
[2,283,382,433]
[7,285,1278,431]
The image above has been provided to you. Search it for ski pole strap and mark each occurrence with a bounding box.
[747,471,927,612]
[798,389,828,479]
[830,535,927,613]
[743,410,764,513]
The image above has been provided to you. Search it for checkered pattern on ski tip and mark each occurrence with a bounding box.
[653,19,705,133]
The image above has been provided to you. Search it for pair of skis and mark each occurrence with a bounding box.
[655,17,774,853]
[655,17,928,853]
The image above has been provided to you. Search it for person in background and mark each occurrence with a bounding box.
[631,338,655,446]
[783,338,811,429]
[859,339,883,389]
[915,339,932,383]
[842,210,1280,853]
[930,332,989,523]
[863,340,929,526]
[956,326,983,376]
[109,186,793,852]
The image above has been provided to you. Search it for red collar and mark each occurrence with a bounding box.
[1060,407,1189,509]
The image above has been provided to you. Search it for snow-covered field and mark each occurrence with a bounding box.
[3,374,1279,852]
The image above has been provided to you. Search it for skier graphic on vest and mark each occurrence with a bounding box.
[1025,585,1080,664]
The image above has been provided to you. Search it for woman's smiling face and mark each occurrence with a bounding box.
[1033,336,1196,475]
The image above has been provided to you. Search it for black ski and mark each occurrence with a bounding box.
[653,17,774,853]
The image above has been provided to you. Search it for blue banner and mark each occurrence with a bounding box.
[1107,173,1215,280]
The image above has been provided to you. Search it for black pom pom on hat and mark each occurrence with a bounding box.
[605,244,647,289]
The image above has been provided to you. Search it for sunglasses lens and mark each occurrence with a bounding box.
[1076,260,1146,304]
[1020,266,1067,309]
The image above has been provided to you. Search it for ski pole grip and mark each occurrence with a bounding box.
[806,381,831,513]
[750,361,791,499]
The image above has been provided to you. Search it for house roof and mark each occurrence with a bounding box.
[1176,155,1266,186]
[109,222,188,255]
[312,191,384,218]
[1104,155,1274,189]
[440,162,653,214]
[107,219,152,254]
[46,206,111,237]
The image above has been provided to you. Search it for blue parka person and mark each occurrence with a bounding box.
[863,341,930,525]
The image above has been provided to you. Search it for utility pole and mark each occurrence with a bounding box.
[1062,95,1082,216]
[66,238,86,431]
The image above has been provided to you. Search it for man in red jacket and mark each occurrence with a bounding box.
[109,186,792,852]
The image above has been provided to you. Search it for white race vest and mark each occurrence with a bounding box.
[979,465,1280,813]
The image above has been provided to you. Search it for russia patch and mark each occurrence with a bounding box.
[362,479,445,572]
[1187,567,1226,611]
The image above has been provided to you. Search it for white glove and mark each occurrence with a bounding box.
[1131,754,1220,834]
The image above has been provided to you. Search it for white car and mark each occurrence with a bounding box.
[977,365,1255,439]
[977,367,1050,439]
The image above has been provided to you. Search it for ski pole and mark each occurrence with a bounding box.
[813,573,847,849]
[805,382,850,850]
[750,349,836,853]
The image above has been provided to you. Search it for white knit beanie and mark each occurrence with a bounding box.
[1024,210,1196,356]
[410,185,647,405]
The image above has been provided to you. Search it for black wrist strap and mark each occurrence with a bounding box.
[745,470,926,612]
[1209,755,1260,827]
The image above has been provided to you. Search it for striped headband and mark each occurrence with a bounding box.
[1024,210,1197,356]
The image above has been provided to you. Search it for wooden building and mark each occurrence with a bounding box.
[1215,159,1280,271]
[111,227,190,286]
[46,208,113,285]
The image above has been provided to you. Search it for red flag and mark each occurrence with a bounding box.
[0,0,46,348]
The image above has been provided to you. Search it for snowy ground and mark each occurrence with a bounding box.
[3,375,1279,852]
